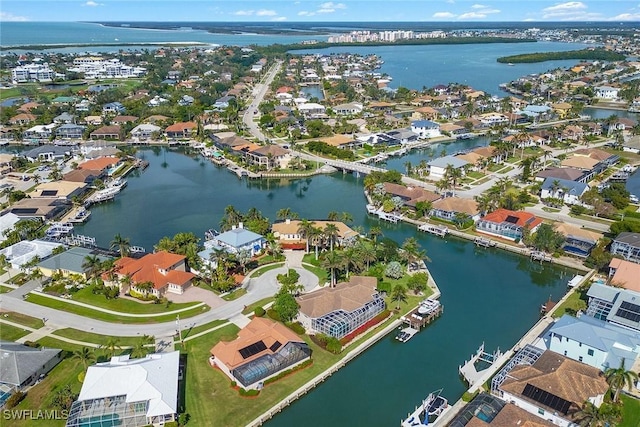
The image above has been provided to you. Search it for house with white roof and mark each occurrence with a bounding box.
[426,155,468,180]
[544,314,640,373]
[66,352,180,427]
[410,120,441,139]
[297,102,326,118]
[131,124,161,141]
[333,102,363,116]
[595,86,619,100]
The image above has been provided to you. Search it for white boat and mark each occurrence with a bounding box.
[417,298,441,316]
[630,195,639,204]
[401,389,448,427]
[395,327,419,343]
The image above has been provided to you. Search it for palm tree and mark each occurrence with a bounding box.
[72,347,96,370]
[604,359,639,403]
[444,164,463,196]
[220,205,243,231]
[340,211,353,224]
[235,249,251,274]
[276,207,296,220]
[327,211,339,221]
[401,237,430,268]
[309,226,323,260]
[574,401,603,427]
[323,223,340,251]
[321,250,343,287]
[130,335,154,358]
[390,284,408,310]
[296,219,316,253]
[82,255,103,285]
[101,337,121,358]
[110,233,131,258]
[404,160,413,176]
[368,226,383,243]
[355,240,377,270]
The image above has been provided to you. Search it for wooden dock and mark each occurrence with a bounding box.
[401,299,443,330]
[530,251,552,263]
[473,236,496,248]
[418,223,448,237]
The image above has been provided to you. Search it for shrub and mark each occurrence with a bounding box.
[570,205,587,215]
[23,341,40,348]
[238,388,260,397]
[5,391,25,408]
[264,359,313,385]
[254,306,266,317]
[178,412,190,426]
[286,321,305,334]
[325,336,342,354]
[266,308,281,321]
[384,261,403,279]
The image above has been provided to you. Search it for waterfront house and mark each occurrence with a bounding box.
[544,314,640,372]
[199,223,265,261]
[551,102,573,119]
[38,247,111,279]
[572,148,619,167]
[165,122,197,139]
[63,168,104,184]
[66,352,180,427]
[32,180,88,201]
[382,182,441,209]
[540,177,589,205]
[535,167,589,184]
[112,251,195,297]
[476,209,542,241]
[554,223,602,258]
[595,85,619,100]
[608,258,640,291]
[131,124,161,141]
[23,124,56,142]
[610,232,640,264]
[90,125,123,140]
[245,145,290,170]
[410,120,441,139]
[449,394,555,427]
[0,341,62,393]
[297,102,326,118]
[271,219,358,249]
[426,156,468,180]
[102,102,126,115]
[0,239,63,269]
[55,123,86,139]
[78,156,121,175]
[296,276,386,339]
[478,112,509,127]
[497,351,608,427]
[333,102,363,116]
[9,113,36,126]
[586,282,640,332]
[112,115,139,125]
[0,213,21,244]
[430,197,480,222]
[386,128,419,145]
[411,106,439,121]
[519,105,552,123]
[22,145,71,162]
[210,317,311,389]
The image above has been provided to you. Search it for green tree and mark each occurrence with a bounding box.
[531,223,565,253]
[273,291,299,322]
[390,284,408,310]
[604,359,639,403]
[321,250,343,287]
[110,233,131,258]
[296,219,316,253]
[101,337,122,358]
[82,255,104,285]
[72,346,96,370]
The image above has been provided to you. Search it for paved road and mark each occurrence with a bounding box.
[0,264,318,338]
[243,60,283,142]
[525,204,611,233]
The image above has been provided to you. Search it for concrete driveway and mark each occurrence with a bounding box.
[166,286,226,309]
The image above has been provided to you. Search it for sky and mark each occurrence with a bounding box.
[1,1,640,22]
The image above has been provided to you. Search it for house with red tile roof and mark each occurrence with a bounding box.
[110,251,195,297]
[476,209,542,241]
[165,122,197,139]
[78,156,121,173]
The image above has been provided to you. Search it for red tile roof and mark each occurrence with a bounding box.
[165,121,197,132]
[78,157,120,171]
[481,208,543,229]
[114,251,195,290]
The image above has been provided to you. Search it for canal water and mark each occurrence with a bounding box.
[74,148,575,425]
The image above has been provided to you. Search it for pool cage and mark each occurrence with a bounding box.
[312,295,386,339]
[448,393,506,427]
[491,344,544,395]
[585,298,613,321]
[66,395,161,427]
[232,342,311,388]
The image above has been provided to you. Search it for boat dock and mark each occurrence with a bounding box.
[530,251,552,263]
[418,224,448,238]
[473,237,496,248]
[395,327,419,343]
[458,342,503,388]
[401,298,443,330]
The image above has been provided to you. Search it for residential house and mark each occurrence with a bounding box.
[75,99,92,112]
[111,115,139,125]
[38,247,111,279]
[23,124,57,141]
[540,177,589,205]
[178,95,194,107]
[610,232,640,264]
[63,168,104,184]
[478,112,509,127]
[573,148,619,167]
[0,341,62,393]
[497,351,608,427]
[82,115,103,126]
[386,129,419,145]
[271,219,358,249]
[22,145,71,162]
[210,317,311,389]
[213,95,234,110]
[586,281,640,332]
[476,209,542,241]
[382,182,441,209]
[551,102,573,119]
[112,251,195,297]
[448,394,555,427]
[165,122,197,139]
[78,157,121,175]
[333,102,363,116]
[66,352,180,427]
[608,258,640,291]
[53,112,75,124]
[0,239,63,268]
[198,224,265,268]
[55,123,86,139]
[595,86,619,100]
[102,102,126,115]
[536,167,589,184]
[90,125,122,140]
[131,124,161,141]
[544,314,640,372]
[0,213,21,244]
[554,223,602,258]
[245,145,290,170]
[430,197,481,222]
[411,106,439,121]
[32,181,88,200]
[9,113,36,125]
[297,102,326,118]
[410,120,441,139]
[426,155,468,180]
[519,105,552,122]
[296,276,386,339]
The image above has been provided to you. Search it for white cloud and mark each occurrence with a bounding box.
[541,2,602,20]
[543,1,587,13]
[458,12,488,19]
[256,9,277,16]
[433,12,456,18]
[83,1,103,6]
[234,10,254,16]
[0,11,29,21]
[608,12,640,20]
[318,7,335,13]
[298,11,315,16]
[320,2,346,9]
[471,4,487,9]
[272,16,288,21]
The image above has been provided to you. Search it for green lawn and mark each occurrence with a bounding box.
[242,297,274,315]
[51,328,145,348]
[302,263,328,284]
[0,284,15,293]
[619,394,640,427]
[222,288,247,301]
[68,285,201,313]
[0,311,44,328]
[250,262,284,278]
[0,323,32,341]
[180,319,228,340]
[552,286,588,318]
[26,293,210,324]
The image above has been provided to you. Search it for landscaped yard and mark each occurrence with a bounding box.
[242,297,274,315]
[67,285,201,313]
[0,323,32,341]
[249,262,284,278]
[551,286,588,318]
[619,394,640,427]
[0,284,15,293]
[51,328,145,348]
[25,293,210,324]
[222,288,247,301]
[0,311,44,328]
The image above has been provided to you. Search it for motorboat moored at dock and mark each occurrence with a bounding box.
[401,389,448,427]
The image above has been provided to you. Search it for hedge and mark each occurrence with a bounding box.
[263,359,313,386]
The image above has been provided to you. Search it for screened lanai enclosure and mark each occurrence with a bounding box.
[311,295,386,339]
[232,341,311,387]
[65,394,174,427]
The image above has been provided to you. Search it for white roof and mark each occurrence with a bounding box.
[0,239,61,268]
[79,351,179,418]
[0,213,20,242]
[298,102,325,111]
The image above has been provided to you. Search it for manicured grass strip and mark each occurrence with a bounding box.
[0,285,15,293]
[0,311,45,328]
[51,328,145,347]
[250,262,284,278]
[242,297,274,315]
[620,394,640,427]
[69,285,200,313]
[179,319,227,340]
[302,263,328,284]
[222,288,247,301]
[552,286,588,318]
[26,293,210,324]
[0,323,32,341]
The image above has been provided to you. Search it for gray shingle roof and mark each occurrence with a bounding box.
[215,228,264,248]
[0,341,61,387]
[38,247,111,274]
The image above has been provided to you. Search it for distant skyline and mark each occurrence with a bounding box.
[2,1,640,23]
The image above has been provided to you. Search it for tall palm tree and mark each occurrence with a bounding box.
[391,284,408,310]
[444,164,463,196]
[340,211,353,224]
[321,250,343,287]
[368,226,383,243]
[604,359,639,403]
[309,226,323,260]
[574,401,603,427]
[327,211,339,221]
[101,337,121,358]
[323,223,340,251]
[110,233,131,258]
[296,219,316,253]
[355,240,377,270]
[276,207,296,220]
[82,255,103,285]
[401,237,430,268]
[72,347,96,370]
